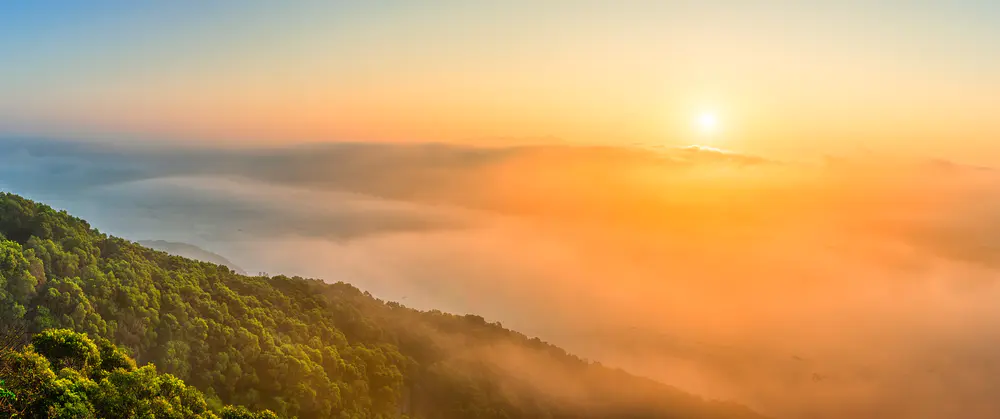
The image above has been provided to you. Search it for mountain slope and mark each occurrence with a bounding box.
[137,240,247,275]
[0,328,279,418]
[0,192,765,419]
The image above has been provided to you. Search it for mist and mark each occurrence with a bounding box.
[4,137,1000,418]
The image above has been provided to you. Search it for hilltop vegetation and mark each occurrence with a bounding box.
[0,192,763,418]
[0,328,277,418]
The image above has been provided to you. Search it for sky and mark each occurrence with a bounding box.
[5,3,1000,417]
[2,1,1000,162]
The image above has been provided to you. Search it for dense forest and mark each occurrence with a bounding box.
[0,328,277,418]
[0,192,764,418]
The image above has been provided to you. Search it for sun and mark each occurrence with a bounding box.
[695,112,720,135]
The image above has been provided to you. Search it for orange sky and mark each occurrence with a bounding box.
[2,2,1000,163]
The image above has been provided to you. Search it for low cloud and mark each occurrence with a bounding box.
[90,175,470,241]
[4,137,1000,418]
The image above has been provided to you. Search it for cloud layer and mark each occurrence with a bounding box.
[4,137,1000,418]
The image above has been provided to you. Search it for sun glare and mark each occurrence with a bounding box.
[696,112,720,135]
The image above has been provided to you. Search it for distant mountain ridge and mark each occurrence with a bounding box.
[138,240,247,275]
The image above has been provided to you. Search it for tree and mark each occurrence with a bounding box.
[0,240,38,322]
[220,405,280,419]
[0,379,17,415]
[30,329,100,374]
[1,329,274,418]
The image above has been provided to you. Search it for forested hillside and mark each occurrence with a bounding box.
[0,328,278,418]
[0,192,764,419]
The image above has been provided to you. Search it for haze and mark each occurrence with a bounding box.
[3,2,1000,418]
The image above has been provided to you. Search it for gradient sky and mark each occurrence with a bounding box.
[2,1,999,162]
